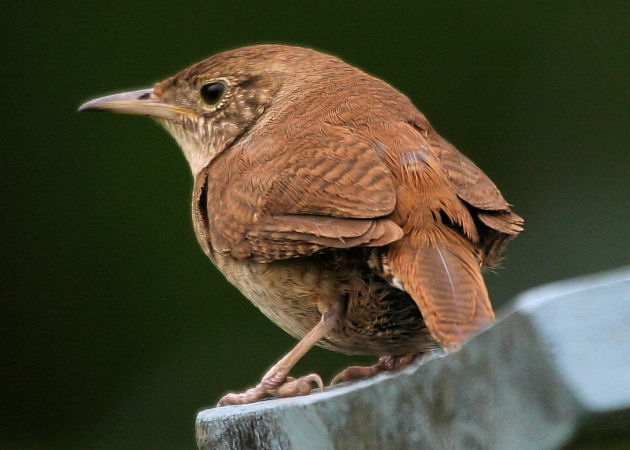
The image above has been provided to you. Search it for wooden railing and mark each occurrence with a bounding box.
[196,267,630,450]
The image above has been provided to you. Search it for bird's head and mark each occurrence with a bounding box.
[79,45,340,176]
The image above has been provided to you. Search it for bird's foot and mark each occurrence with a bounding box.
[331,354,417,385]
[217,370,324,406]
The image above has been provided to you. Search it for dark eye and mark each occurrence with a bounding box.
[200,81,227,106]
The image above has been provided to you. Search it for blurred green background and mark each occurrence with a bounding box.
[3,1,629,448]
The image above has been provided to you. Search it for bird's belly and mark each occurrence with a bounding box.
[212,252,323,338]
[211,252,436,356]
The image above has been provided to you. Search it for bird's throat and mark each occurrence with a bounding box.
[159,118,220,177]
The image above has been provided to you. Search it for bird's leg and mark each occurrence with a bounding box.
[218,302,340,406]
[330,353,418,385]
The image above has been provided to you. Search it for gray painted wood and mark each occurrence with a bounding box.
[196,267,630,449]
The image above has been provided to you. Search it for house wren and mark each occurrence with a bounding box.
[79,45,522,406]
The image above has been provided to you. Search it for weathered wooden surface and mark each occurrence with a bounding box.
[196,267,630,449]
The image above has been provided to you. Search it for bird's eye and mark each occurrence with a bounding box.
[200,81,227,106]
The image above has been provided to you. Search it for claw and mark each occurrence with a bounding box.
[331,354,418,386]
[217,384,266,406]
[272,373,324,397]
[331,365,381,385]
[217,372,324,406]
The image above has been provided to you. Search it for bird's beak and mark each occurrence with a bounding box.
[78,88,188,120]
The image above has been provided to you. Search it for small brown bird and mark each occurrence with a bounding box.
[79,45,522,406]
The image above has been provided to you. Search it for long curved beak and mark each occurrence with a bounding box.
[78,88,188,120]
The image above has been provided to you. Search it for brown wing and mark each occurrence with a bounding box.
[429,133,510,211]
[204,129,402,262]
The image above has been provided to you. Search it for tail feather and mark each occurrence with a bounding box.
[386,228,495,349]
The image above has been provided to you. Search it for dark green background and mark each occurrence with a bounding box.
[3,1,629,448]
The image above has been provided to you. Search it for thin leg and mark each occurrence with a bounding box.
[218,304,339,406]
[330,354,418,385]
